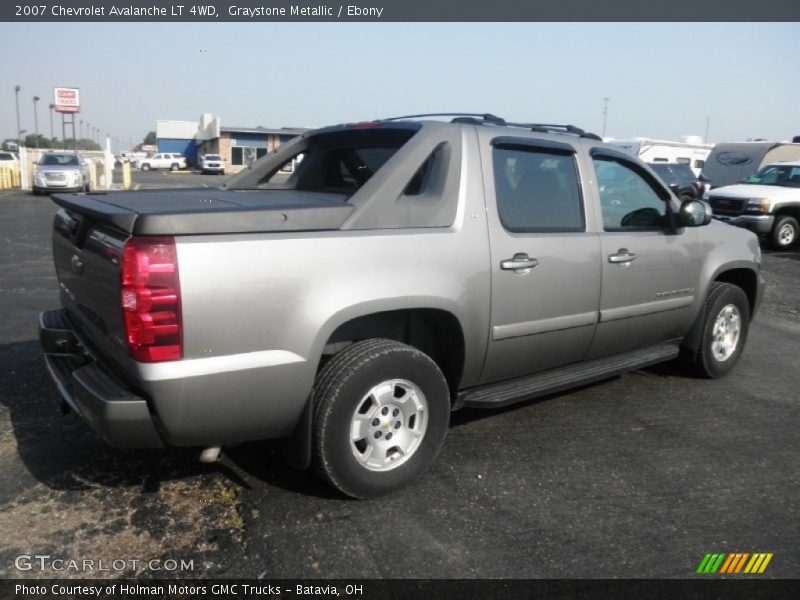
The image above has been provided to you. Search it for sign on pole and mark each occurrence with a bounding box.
[53,87,80,114]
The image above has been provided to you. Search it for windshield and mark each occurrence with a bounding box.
[745,164,800,187]
[39,154,79,166]
[205,155,222,161]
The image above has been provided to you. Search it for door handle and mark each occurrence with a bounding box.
[608,249,637,264]
[501,253,539,273]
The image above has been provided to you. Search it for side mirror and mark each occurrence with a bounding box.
[680,199,712,227]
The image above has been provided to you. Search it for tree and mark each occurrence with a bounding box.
[24,133,54,148]
[75,138,101,151]
[143,131,156,146]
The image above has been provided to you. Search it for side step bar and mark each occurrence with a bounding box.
[456,344,680,409]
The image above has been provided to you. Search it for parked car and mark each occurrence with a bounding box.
[649,163,705,201]
[0,151,19,168]
[138,153,187,171]
[32,152,91,194]
[706,161,800,248]
[199,154,225,174]
[40,114,763,498]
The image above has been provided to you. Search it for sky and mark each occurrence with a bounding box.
[1,22,798,147]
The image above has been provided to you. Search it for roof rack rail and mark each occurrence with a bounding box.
[378,113,603,140]
[380,112,507,125]
[503,121,603,140]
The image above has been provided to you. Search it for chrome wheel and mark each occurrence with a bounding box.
[350,379,428,472]
[778,222,796,246]
[711,304,741,362]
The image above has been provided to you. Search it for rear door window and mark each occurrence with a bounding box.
[492,146,584,233]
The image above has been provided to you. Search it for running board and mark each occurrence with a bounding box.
[457,344,680,409]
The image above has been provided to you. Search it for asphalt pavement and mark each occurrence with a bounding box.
[0,182,798,580]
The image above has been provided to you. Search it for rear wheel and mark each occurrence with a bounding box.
[312,339,450,499]
[687,283,750,378]
[170,163,179,171]
[771,215,798,249]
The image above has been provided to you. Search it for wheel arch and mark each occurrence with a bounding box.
[774,205,800,221]
[318,307,466,399]
[284,303,467,471]
[682,264,759,356]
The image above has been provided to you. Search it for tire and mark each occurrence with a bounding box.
[312,339,450,499]
[170,163,179,171]
[678,192,695,203]
[770,215,798,249]
[687,283,750,379]
[141,164,151,171]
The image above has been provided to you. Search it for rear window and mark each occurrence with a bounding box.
[230,126,420,194]
[0,153,14,160]
[672,164,697,182]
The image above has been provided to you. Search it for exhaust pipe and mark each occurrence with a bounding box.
[199,446,221,463]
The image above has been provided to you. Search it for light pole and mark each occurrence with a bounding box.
[601,97,610,139]
[14,85,22,148]
[80,119,84,140]
[32,96,40,148]
[48,103,55,142]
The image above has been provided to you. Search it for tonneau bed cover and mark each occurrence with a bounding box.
[51,188,354,235]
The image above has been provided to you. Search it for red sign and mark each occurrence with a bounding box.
[53,87,80,114]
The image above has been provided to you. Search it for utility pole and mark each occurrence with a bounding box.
[602,97,610,139]
[48,104,55,142]
[32,96,40,148]
[704,115,711,143]
[15,85,22,148]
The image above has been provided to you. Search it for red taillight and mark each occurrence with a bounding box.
[121,236,182,362]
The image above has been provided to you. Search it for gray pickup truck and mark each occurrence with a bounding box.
[40,114,764,498]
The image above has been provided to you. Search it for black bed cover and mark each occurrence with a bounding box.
[51,188,354,235]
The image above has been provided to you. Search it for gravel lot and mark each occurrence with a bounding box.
[0,178,798,579]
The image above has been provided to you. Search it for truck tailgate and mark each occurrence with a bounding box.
[52,208,132,371]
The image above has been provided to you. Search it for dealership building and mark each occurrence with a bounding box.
[155,113,307,172]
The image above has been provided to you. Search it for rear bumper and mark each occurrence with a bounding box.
[39,310,164,448]
[714,214,774,235]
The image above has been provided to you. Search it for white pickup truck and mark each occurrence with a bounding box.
[706,161,800,248]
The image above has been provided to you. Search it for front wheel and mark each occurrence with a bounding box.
[771,215,798,249]
[312,339,450,499]
[141,163,151,171]
[686,283,750,378]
